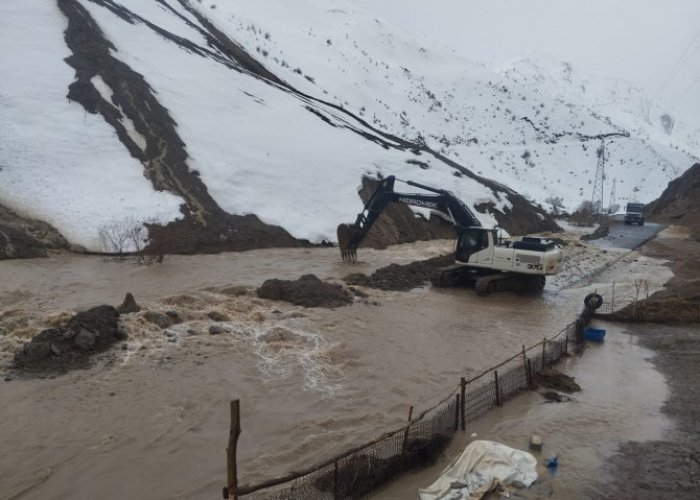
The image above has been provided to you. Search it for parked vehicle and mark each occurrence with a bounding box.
[624,202,645,226]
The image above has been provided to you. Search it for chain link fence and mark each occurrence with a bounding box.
[226,318,584,499]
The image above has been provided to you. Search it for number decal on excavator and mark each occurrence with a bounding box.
[527,263,543,270]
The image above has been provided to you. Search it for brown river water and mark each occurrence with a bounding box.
[0,238,676,499]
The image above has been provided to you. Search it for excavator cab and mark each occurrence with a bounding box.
[455,227,492,262]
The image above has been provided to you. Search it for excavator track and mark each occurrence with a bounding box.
[474,273,545,296]
[430,265,474,287]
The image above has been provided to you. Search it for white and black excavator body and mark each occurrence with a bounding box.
[337,176,562,295]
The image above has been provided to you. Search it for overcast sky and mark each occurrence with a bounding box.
[350,0,700,126]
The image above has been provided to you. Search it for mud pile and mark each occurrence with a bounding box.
[13,305,125,373]
[535,368,581,393]
[257,274,353,308]
[579,221,609,241]
[345,254,453,291]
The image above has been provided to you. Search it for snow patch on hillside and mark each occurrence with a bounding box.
[0,1,183,250]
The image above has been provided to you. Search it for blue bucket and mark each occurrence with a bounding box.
[584,327,606,342]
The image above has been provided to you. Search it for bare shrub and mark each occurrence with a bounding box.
[571,200,595,226]
[98,217,165,264]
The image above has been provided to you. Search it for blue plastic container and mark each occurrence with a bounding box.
[584,327,606,342]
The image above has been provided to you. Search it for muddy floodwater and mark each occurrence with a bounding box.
[0,237,676,499]
[376,321,673,499]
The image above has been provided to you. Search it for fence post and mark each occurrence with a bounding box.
[521,345,528,386]
[542,338,547,370]
[402,406,414,455]
[454,394,460,431]
[611,281,615,312]
[224,399,241,500]
[460,377,466,431]
[564,333,568,355]
[494,370,501,406]
[334,460,339,500]
[527,358,534,389]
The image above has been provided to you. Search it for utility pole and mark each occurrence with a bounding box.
[591,139,605,213]
[608,177,617,213]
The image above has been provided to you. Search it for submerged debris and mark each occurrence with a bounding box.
[540,390,572,403]
[535,368,582,393]
[13,305,125,374]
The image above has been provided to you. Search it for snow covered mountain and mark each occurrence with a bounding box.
[1,0,698,255]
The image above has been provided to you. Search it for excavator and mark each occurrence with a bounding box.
[337,176,562,295]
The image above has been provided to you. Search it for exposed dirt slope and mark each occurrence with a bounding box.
[0,204,69,259]
[647,163,700,240]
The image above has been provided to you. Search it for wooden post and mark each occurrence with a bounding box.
[454,394,460,431]
[564,334,568,354]
[611,281,615,312]
[402,406,414,455]
[542,338,547,370]
[527,358,534,389]
[521,345,528,386]
[460,377,466,431]
[224,400,241,499]
[494,370,501,407]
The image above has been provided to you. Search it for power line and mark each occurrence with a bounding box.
[653,24,700,99]
[672,74,700,106]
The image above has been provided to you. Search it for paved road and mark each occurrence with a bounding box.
[593,222,665,250]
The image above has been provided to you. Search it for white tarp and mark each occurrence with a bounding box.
[419,440,539,500]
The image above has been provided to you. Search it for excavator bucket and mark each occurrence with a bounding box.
[337,223,358,263]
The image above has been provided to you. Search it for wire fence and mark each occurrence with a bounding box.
[594,279,655,314]
[225,318,583,500]
[593,280,700,322]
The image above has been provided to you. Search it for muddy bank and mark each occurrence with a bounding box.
[595,297,700,323]
[13,305,125,373]
[0,204,68,259]
[589,225,700,497]
[595,228,700,323]
[592,325,700,499]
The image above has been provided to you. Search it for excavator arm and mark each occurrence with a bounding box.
[338,176,481,262]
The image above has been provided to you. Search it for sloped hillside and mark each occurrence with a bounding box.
[647,163,700,240]
[0,0,697,256]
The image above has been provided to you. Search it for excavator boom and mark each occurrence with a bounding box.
[337,176,480,262]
